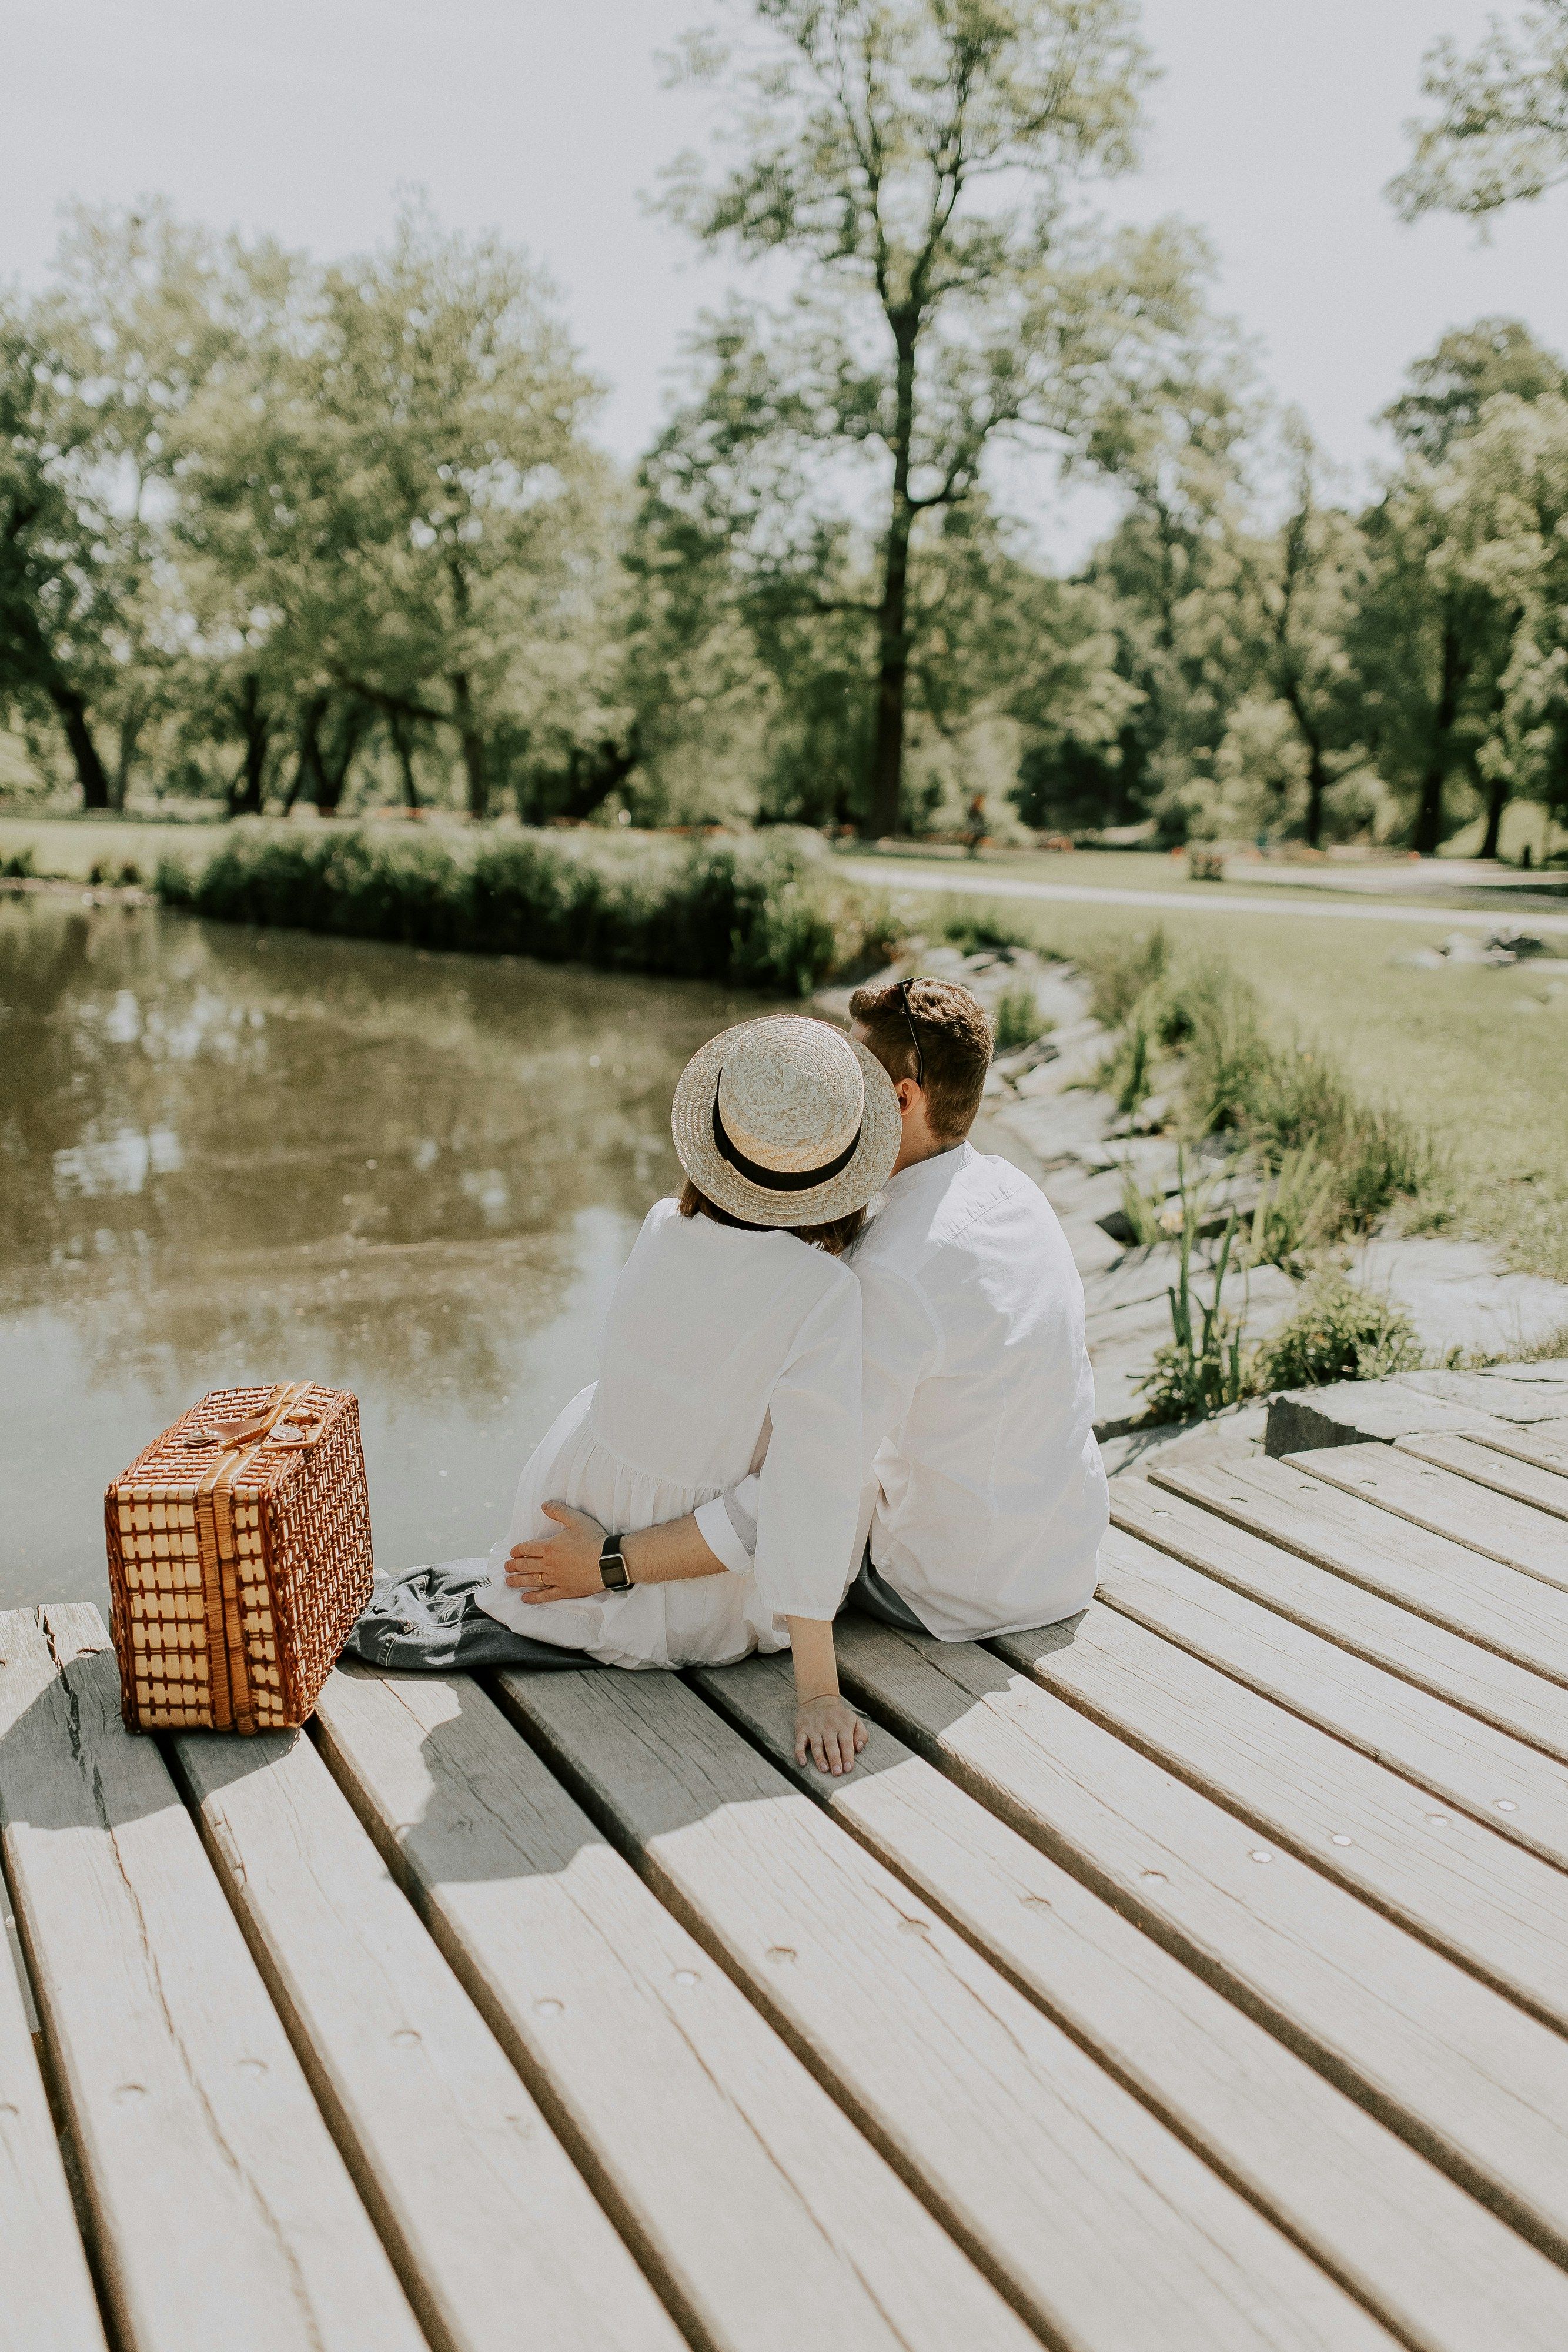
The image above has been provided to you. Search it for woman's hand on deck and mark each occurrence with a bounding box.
[794,1694,867,1778]
[506,1502,608,1602]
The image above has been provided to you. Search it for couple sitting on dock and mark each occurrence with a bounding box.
[349,980,1108,1775]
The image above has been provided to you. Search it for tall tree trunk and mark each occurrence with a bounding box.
[391,713,421,809]
[228,675,269,817]
[287,696,327,813]
[1279,672,1331,848]
[866,329,917,840]
[49,682,110,808]
[1480,772,1510,860]
[315,701,366,814]
[1413,607,1465,856]
[111,704,145,813]
[450,671,487,819]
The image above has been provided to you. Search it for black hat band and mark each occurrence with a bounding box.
[712,1094,862,1193]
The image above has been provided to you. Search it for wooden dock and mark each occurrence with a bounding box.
[5,1417,1568,2351]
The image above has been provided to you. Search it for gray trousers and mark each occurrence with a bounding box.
[343,1546,928,1676]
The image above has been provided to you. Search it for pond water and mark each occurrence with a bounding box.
[0,897,758,1616]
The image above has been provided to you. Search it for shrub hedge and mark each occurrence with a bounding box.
[156,824,897,996]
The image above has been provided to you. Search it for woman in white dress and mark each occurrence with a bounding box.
[349,1014,900,1776]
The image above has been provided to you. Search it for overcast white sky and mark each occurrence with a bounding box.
[5,2,1567,561]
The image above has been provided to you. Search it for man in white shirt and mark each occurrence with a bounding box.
[508,976,1106,1642]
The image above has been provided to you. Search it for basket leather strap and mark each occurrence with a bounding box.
[193,1381,314,1733]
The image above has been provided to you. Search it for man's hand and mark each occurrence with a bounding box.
[794,1693,867,1778]
[505,1502,609,1603]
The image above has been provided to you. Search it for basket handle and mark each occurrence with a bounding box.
[188,1383,325,1451]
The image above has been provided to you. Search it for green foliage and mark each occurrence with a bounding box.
[993,984,1047,1051]
[155,824,891,995]
[940,908,1034,954]
[1085,927,1169,1028]
[1256,1278,1420,1390]
[1138,1207,1255,1424]
[0,845,36,878]
[1392,4,1568,225]
[1245,1145,1338,1271]
[1102,1003,1156,1116]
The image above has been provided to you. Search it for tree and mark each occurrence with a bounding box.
[1391,3,1568,223]
[1350,326,1567,854]
[176,204,610,819]
[0,299,118,804]
[1242,426,1366,850]
[664,0,1199,835]
[1062,333,1259,834]
[41,203,231,806]
[1380,318,1567,461]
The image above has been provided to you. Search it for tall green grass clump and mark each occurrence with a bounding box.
[156,824,896,995]
[1086,937,1439,1240]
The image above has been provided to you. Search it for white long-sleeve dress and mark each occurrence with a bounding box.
[473,1197,864,1669]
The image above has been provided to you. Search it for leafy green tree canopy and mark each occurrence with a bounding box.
[663,0,1199,834]
[1392,2,1568,222]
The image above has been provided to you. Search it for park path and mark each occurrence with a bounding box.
[839,858,1568,934]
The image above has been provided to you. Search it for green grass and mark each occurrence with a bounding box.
[0,810,227,880]
[920,890,1568,1284]
[841,839,1568,914]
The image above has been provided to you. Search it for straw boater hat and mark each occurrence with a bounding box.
[672,1014,901,1228]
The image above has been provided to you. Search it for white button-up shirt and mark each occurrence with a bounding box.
[697,1142,1106,1639]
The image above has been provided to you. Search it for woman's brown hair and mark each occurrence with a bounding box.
[677,1178,866,1257]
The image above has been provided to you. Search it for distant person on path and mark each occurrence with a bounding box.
[346,1016,901,1776]
[517,980,1107,1648]
[965,791,987,857]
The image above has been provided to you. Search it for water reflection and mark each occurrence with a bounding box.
[0,898,757,1612]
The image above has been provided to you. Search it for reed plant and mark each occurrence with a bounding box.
[1138,1204,1253,1424]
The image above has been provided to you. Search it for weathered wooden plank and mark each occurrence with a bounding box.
[312,1665,1031,2352]
[1401,1421,1568,1534]
[0,1607,423,2352]
[695,1643,1568,2352]
[993,1596,1568,2034]
[1094,1526,1568,1870]
[172,1722,681,2352]
[1112,1476,1568,1762]
[1470,1419,1568,1478]
[1154,1458,1568,1686]
[1400,1432,1568,1526]
[500,1662,1399,2352]
[811,1616,1568,2265]
[0,1729,108,2352]
[1292,1444,1568,1593]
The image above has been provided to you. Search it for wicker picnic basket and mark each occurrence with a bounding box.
[105,1381,374,1735]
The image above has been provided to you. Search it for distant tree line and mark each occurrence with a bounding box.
[2,1,1566,854]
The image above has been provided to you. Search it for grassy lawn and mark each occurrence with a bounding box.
[0,810,232,879]
[841,838,1568,914]
[918,889,1568,1285]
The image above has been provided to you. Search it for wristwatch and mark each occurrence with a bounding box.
[599,1533,633,1592]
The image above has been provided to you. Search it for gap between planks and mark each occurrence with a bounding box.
[0,1605,426,2352]
[310,1662,1032,2352]
[1111,1476,1568,1765]
[793,1612,1568,2271]
[495,1659,1408,2352]
[691,1641,1568,2352]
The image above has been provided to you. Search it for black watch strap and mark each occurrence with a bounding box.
[599,1534,633,1592]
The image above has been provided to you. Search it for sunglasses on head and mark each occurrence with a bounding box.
[895,977,925,1088]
